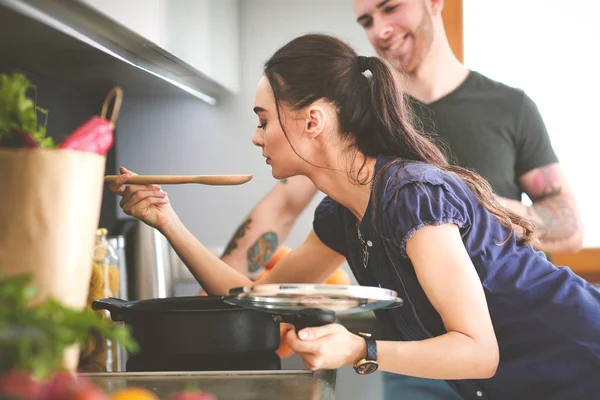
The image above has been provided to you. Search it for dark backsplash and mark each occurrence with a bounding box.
[1,63,118,230]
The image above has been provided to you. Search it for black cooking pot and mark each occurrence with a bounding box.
[92,296,280,356]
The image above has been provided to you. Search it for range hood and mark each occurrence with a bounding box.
[0,0,226,104]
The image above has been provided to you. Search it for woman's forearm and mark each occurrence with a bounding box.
[377,331,499,380]
[161,216,253,295]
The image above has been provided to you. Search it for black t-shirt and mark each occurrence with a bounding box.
[408,71,558,200]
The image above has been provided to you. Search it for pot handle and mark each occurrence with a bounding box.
[281,308,336,333]
[92,297,128,322]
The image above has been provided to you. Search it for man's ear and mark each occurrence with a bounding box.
[305,105,327,138]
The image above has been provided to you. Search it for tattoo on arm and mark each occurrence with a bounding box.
[530,165,562,198]
[247,232,278,273]
[532,196,578,241]
[221,218,252,258]
[525,165,579,242]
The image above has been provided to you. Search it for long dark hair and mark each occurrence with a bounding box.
[264,33,536,245]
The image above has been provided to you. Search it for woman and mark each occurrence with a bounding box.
[111,34,600,399]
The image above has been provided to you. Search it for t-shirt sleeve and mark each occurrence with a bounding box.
[313,196,347,257]
[514,92,559,177]
[383,181,471,258]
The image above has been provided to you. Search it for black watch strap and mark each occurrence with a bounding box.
[359,332,377,361]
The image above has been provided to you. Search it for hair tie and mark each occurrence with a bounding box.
[357,56,373,81]
[357,55,370,72]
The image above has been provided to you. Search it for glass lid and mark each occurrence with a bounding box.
[225,284,403,315]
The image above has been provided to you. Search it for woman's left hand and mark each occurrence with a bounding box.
[286,323,365,370]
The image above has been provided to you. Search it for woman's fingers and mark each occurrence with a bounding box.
[120,187,166,210]
[122,195,169,218]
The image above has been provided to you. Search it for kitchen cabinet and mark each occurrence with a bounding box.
[550,248,600,283]
[442,0,463,62]
[78,0,240,94]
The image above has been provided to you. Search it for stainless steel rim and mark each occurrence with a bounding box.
[226,284,403,315]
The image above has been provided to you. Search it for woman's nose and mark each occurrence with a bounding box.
[251,129,263,147]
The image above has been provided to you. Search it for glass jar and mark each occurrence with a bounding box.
[79,228,121,372]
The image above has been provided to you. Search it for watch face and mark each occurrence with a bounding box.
[355,361,378,375]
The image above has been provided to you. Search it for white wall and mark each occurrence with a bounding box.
[463,0,600,246]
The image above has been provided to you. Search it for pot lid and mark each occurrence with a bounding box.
[225,284,403,315]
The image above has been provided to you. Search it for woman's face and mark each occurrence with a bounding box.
[251,76,309,179]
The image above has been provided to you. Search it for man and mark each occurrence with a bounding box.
[220,0,582,282]
[216,0,583,398]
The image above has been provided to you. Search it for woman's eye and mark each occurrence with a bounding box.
[257,122,267,130]
[384,5,398,13]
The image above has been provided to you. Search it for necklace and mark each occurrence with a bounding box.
[356,223,372,268]
[356,174,375,269]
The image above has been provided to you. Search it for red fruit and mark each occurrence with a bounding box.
[0,129,39,148]
[169,390,217,400]
[43,372,79,399]
[11,129,39,148]
[58,116,113,155]
[0,369,43,400]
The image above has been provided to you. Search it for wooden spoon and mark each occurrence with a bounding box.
[104,174,253,186]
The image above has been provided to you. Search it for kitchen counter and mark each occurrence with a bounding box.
[87,370,336,399]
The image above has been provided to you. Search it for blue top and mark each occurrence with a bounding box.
[313,156,600,399]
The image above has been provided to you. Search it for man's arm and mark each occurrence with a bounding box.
[220,175,318,276]
[498,163,583,253]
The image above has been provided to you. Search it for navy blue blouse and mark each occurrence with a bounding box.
[313,156,600,399]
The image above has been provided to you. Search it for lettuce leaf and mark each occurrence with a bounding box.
[0,73,54,149]
[0,272,138,380]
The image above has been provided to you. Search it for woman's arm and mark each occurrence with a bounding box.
[111,167,345,294]
[378,223,499,379]
[164,220,345,295]
[287,224,499,379]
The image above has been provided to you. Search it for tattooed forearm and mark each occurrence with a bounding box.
[221,218,252,258]
[531,195,579,242]
[520,163,581,244]
[247,232,278,273]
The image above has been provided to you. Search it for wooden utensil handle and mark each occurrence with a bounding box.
[104,174,252,186]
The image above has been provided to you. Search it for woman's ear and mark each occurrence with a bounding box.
[305,105,327,138]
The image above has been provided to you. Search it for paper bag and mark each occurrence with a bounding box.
[0,148,106,370]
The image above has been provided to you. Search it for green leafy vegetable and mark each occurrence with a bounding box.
[0,272,138,380]
[0,73,54,148]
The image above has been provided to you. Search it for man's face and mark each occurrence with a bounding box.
[354,0,435,74]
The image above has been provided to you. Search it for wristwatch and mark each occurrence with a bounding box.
[353,332,378,375]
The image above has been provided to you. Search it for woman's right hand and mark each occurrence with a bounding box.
[109,166,178,233]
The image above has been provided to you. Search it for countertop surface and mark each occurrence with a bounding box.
[87,369,336,400]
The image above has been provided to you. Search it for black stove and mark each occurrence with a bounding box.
[125,351,288,372]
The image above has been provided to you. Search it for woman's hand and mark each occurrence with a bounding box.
[286,324,365,370]
[109,166,179,233]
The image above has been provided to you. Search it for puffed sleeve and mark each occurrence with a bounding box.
[313,196,348,257]
[381,180,471,258]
